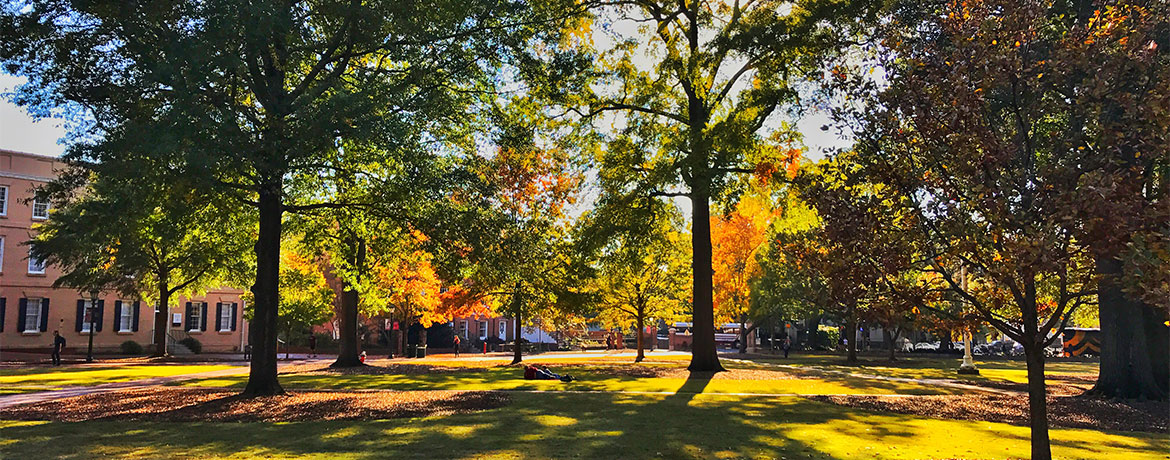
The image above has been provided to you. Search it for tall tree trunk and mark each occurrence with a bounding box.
[1024,344,1052,460]
[845,305,858,363]
[884,327,896,361]
[152,272,170,357]
[1090,255,1169,400]
[511,282,523,365]
[688,188,724,372]
[242,182,285,396]
[806,314,822,350]
[332,238,365,368]
[635,313,645,363]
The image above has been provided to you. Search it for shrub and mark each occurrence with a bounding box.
[120,340,143,355]
[178,337,203,354]
[817,326,840,351]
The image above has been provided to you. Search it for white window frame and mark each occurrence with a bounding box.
[219,303,232,332]
[31,196,50,220]
[80,299,97,333]
[499,320,508,339]
[477,321,487,339]
[27,249,45,274]
[0,236,5,273]
[188,302,204,332]
[24,298,42,333]
[458,320,468,338]
[119,302,134,332]
[0,185,8,217]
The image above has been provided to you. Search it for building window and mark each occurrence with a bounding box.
[500,320,508,338]
[458,320,468,338]
[80,299,97,333]
[27,249,46,274]
[119,302,134,332]
[0,236,5,272]
[24,298,42,333]
[31,197,50,220]
[188,302,204,332]
[219,304,232,332]
[477,321,487,338]
[0,186,7,216]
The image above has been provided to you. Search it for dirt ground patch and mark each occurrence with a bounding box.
[0,386,509,422]
[957,373,1096,396]
[281,363,472,376]
[807,393,1168,433]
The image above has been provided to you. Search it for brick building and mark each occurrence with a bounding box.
[0,149,247,354]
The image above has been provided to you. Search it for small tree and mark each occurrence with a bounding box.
[580,205,690,362]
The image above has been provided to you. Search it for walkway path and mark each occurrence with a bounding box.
[0,359,327,409]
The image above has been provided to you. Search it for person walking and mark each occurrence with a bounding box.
[307,334,317,359]
[782,337,792,359]
[452,334,461,358]
[51,331,66,366]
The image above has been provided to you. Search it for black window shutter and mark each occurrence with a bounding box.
[95,300,104,332]
[114,301,123,332]
[200,303,208,331]
[215,303,223,332]
[40,298,50,332]
[231,303,238,331]
[18,298,27,332]
[75,299,85,332]
[132,301,140,332]
[185,302,193,330]
[0,298,6,332]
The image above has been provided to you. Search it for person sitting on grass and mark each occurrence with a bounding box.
[523,364,574,382]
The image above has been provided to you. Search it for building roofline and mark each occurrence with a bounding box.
[0,148,61,161]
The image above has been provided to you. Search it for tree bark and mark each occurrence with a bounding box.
[511,282,523,365]
[332,238,365,368]
[152,272,170,357]
[884,327,896,361]
[242,182,285,396]
[1024,344,1052,460]
[1090,255,1169,400]
[688,188,724,372]
[635,313,645,363]
[845,306,858,363]
[806,314,822,350]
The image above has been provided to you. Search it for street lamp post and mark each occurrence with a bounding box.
[957,267,979,375]
[86,289,99,363]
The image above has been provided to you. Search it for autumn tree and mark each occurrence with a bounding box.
[30,160,251,357]
[2,0,583,395]
[844,1,1108,456]
[564,0,877,371]
[433,111,588,365]
[270,249,334,353]
[711,189,776,354]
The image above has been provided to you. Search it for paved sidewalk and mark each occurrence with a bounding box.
[719,357,1022,396]
[0,359,329,409]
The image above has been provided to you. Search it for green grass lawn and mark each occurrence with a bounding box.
[0,364,238,392]
[177,364,963,396]
[1,391,1164,459]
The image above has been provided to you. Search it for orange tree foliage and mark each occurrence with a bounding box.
[711,190,776,326]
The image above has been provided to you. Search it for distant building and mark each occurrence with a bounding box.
[0,149,247,354]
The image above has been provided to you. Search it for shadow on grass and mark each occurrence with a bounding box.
[1,388,1167,459]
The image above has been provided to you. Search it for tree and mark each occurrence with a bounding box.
[30,161,251,356]
[568,0,876,371]
[847,1,1104,456]
[711,190,774,354]
[269,249,334,356]
[2,0,581,395]
[579,202,690,362]
[435,114,588,365]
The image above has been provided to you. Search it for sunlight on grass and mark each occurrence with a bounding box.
[0,393,1163,459]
